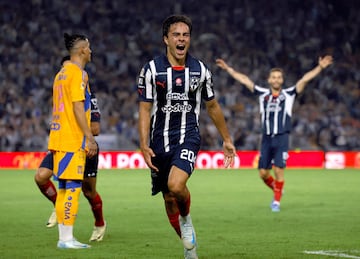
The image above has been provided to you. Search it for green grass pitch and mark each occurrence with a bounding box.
[1,168,359,259]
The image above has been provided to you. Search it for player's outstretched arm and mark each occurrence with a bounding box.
[216,58,255,92]
[296,55,333,94]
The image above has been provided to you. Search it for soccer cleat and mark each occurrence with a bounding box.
[89,221,106,242]
[184,246,198,259]
[57,238,91,249]
[271,201,280,212]
[46,209,57,228]
[179,215,196,250]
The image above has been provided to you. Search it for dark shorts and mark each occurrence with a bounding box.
[84,142,100,177]
[258,133,289,169]
[150,139,200,196]
[40,142,100,178]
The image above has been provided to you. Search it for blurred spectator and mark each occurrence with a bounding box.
[0,0,359,151]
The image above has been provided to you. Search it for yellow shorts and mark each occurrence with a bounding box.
[53,149,86,180]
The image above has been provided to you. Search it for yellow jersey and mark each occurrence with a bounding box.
[48,62,91,152]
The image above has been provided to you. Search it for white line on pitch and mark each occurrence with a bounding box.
[304,250,360,259]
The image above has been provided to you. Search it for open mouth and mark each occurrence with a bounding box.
[176,45,185,51]
[175,45,186,57]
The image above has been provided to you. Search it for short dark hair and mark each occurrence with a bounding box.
[63,32,87,51]
[269,68,284,78]
[162,14,192,37]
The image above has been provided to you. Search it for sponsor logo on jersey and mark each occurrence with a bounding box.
[166,93,188,100]
[267,104,282,112]
[161,103,192,113]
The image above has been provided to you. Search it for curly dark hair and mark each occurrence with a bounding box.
[63,32,87,51]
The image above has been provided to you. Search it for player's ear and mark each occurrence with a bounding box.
[163,35,168,46]
[80,44,87,55]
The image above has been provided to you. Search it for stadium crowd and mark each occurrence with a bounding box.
[0,0,359,152]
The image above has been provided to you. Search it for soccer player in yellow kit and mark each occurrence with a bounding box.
[48,33,97,249]
[35,56,106,243]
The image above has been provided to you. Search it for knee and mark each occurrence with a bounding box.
[82,187,96,199]
[34,171,41,184]
[82,186,91,199]
[259,169,270,179]
[34,168,51,185]
[168,182,184,195]
[82,188,90,199]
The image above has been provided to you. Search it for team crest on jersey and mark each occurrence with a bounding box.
[190,77,200,92]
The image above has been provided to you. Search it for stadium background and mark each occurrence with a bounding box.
[0,0,359,154]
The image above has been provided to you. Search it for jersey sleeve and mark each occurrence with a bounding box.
[90,93,101,122]
[71,68,87,102]
[137,64,153,102]
[284,85,297,96]
[201,65,215,102]
[253,85,269,96]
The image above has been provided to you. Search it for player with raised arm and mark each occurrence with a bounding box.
[216,55,333,212]
[138,15,236,259]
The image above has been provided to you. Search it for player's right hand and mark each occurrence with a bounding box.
[141,146,159,172]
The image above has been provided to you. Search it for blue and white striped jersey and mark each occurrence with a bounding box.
[138,54,215,153]
[253,85,298,135]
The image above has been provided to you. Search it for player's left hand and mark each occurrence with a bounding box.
[141,146,159,172]
[223,141,236,168]
[87,140,98,158]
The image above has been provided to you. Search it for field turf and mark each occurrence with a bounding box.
[1,168,359,258]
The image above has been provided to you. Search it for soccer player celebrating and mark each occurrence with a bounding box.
[47,33,97,248]
[35,57,106,242]
[138,15,236,259]
[216,55,333,212]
